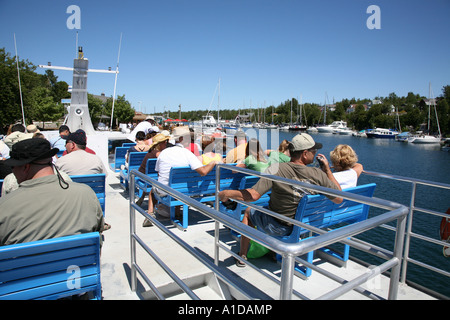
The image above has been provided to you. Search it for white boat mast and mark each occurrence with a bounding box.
[39,46,118,134]
[429,83,441,137]
[110,33,123,130]
[14,33,26,125]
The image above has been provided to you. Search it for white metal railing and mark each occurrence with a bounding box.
[129,166,409,300]
[362,170,450,287]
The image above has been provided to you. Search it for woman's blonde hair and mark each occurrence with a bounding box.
[329,144,358,171]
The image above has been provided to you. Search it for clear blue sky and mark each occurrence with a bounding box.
[1,0,449,115]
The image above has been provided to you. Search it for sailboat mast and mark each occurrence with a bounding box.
[430,83,441,137]
[217,78,220,121]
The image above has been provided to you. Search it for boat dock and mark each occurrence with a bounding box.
[99,162,446,300]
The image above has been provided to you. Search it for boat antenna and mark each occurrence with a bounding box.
[110,32,122,130]
[14,33,26,125]
[75,31,79,59]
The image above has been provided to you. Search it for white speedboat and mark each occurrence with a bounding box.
[316,120,347,133]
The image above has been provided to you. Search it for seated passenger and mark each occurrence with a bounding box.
[225,130,247,164]
[0,138,104,246]
[219,133,342,267]
[199,135,223,165]
[266,139,291,164]
[125,131,150,165]
[56,129,107,176]
[144,126,220,227]
[317,144,363,189]
[49,125,70,154]
[242,138,269,173]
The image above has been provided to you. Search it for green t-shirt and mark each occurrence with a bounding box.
[244,155,270,173]
[252,162,339,221]
[268,151,290,164]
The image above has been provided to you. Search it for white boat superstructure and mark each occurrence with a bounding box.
[316,120,347,133]
[334,127,354,135]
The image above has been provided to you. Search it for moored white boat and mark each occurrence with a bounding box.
[366,128,399,139]
[407,134,441,144]
[316,120,347,133]
[334,127,354,135]
[408,83,442,145]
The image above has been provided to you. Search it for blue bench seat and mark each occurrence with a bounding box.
[276,183,377,277]
[153,164,244,230]
[70,174,106,216]
[0,232,101,300]
[119,152,147,190]
[220,179,376,277]
[109,146,129,172]
[135,158,158,198]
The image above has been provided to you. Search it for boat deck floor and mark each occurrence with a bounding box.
[100,170,435,300]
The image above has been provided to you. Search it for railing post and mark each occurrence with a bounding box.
[129,172,137,292]
[279,253,295,300]
[214,167,221,266]
[401,182,416,283]
[389,212,407,299]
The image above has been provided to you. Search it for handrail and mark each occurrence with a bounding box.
[129,166,409,300]
[363,170,450,287]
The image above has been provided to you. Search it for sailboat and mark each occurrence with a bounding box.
[408,83,442,144]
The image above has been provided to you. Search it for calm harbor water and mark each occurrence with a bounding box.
[241,128,450,297]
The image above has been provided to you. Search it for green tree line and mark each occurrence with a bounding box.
[167,90,449,136]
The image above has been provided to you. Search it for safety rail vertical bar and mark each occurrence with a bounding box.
[130,171,137,292]
[214,166,221,266]
[401,181,417,284]
[279,253,296,300]
[388,213,407,299]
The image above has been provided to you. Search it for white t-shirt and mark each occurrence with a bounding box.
[333,168,358,190]
[156,145,203,187]
[127,121,159,141]
[0,141,10,159]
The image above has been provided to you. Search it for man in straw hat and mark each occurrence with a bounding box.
[0,138,104,245]
[219,133,342,267]
[141,126,222,227]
